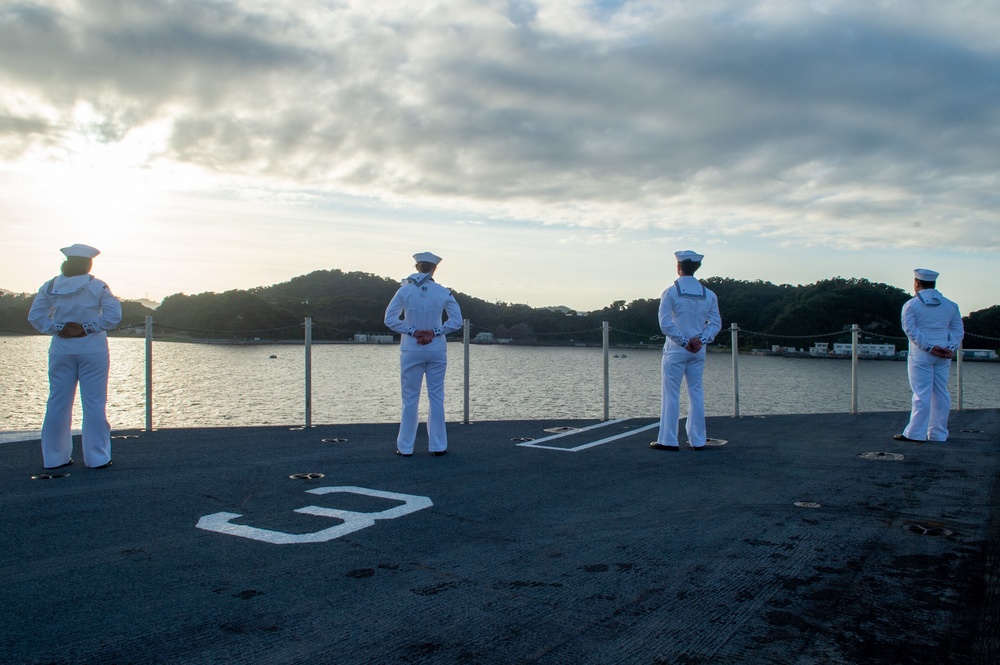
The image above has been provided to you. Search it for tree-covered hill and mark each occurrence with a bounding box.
[155,291,300,338]
[0,292,154,335]
[2,272,997,350]
[581,277,911,350]
[964,305,1000,348]
[251,269,403,339]
[749,277,910,339]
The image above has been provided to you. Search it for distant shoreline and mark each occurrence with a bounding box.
[4,333,997,361]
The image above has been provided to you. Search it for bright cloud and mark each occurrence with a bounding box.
[1,0,998,310]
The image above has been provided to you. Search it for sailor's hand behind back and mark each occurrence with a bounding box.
[58,322,86,338]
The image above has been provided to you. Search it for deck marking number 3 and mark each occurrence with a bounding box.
[196,486,433,544]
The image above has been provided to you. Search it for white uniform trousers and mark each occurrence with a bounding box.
[396,346,448,454]
[656,348,707,447]
[41,351,113,468]
[903,350,952,442]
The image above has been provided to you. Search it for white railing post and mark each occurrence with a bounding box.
[463,319,470,424]
[304,317,312,427]
[145,315,153,432]
[731,323,740,418]
[851,324,859,414]
[956,340,963,411]
[603,321,610,421]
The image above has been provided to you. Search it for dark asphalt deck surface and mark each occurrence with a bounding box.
[1,410,998,665]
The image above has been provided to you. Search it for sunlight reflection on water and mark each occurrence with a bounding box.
[1,336,997,430]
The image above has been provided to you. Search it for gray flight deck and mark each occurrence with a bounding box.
[1,410,998,664]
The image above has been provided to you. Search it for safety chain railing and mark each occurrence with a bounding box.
[606,323,991,417]
[150,322,304,336]
[8,319,992,346]
[609,326,664,344]
[7,317,997,430]
[737,328,848,340]
[463,320,605,344]
[966,331,1000,342]
[723,323,992,416]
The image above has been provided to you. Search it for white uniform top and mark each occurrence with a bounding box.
[28,274,123,354]
[901,289,963,353]
[384,273,463,351]
[659,276,722,351]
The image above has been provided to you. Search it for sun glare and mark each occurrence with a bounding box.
[16,109,203,256]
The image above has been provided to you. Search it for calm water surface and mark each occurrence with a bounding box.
[2,335,998,431]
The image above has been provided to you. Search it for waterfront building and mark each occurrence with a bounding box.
[353,333,394,343]
[963,348,998,360]
[831,342,895,357]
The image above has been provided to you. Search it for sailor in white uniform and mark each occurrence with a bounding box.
[384,252,463,456]
[651,250,722,451]
[28,244,122,469]
[895,268,964,443]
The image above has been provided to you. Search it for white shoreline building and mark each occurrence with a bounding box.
[807,341,897,357]
[353,333,394,343]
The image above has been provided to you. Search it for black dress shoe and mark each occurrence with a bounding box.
[431,450,448,456]
[93,460,113,469]
[395,450,412,457]
[649,442,679,451]
[689,445,705,451]
[893,434,924,442]
[46,458,74,470]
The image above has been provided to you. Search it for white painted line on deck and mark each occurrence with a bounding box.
[1,429,86,445]
[517,419,659,452]
[0,430,44,444]
[196,486,433,544]
[516,419,626,449]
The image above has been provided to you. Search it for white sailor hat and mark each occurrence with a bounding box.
[413,251,442,265]
[60,243,101,259]
[674,250,704,262]
[913,268,939,281]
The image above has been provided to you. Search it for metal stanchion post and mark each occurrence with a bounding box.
[731,323,740,418]
[851,323,859,414]
[145,315,153,432]
[463,319,470,424]
[304,317,312,428]
[956,341,963,411]
[603,321,610,421]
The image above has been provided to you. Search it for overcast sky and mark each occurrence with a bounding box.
[2,0,998,315]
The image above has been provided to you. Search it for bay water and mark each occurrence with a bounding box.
[2,335,998,431]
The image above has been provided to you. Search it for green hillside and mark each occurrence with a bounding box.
[2,271,997,350]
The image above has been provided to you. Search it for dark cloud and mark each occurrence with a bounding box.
[1,0,998,249]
